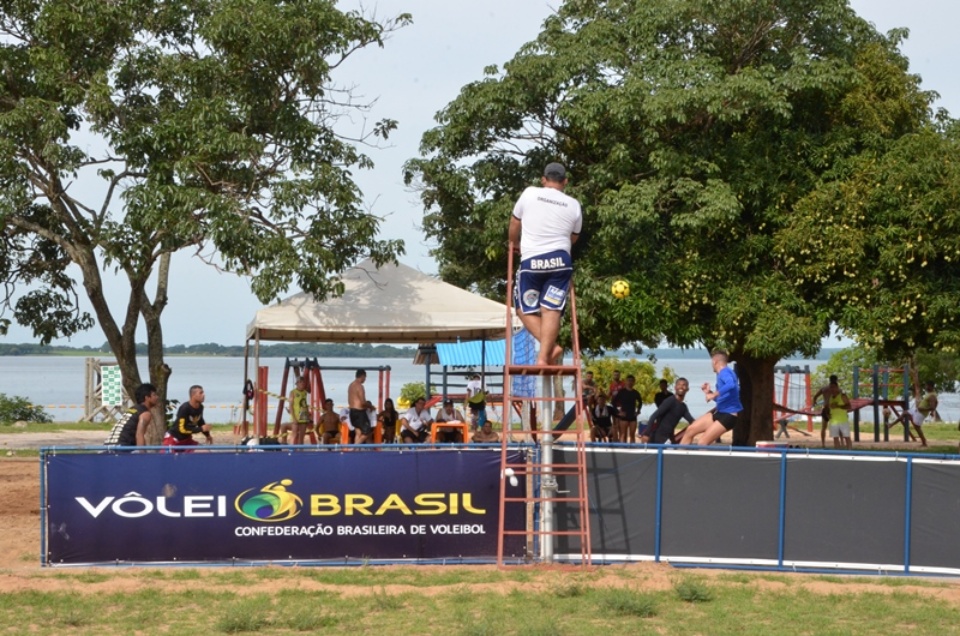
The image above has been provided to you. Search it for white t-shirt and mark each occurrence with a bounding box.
[436,407,464,422]
[466,378,482,399]
[512,186,583,259]
[405,407,433,431]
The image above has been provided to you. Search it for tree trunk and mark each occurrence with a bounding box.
[141,253,172,446]
[731,354,778,447]
[73,247,144,402]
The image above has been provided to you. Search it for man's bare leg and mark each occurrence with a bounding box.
[697,421,728,446]
[680,412,714,445]
[914,422,927,447]
[517,310,563,364]
[536,308,563,365]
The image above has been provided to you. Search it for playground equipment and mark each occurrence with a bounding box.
[238,358,392,443]
[852,365,911,442]
[772,363,912,443]
[772,365,814,437]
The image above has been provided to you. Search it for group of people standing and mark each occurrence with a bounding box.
[814,375,939,449]
[583,351,744,446]
[288,369,498,445]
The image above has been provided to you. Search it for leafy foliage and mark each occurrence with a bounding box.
[0,393,52,424]
[0,0,410,406]
[398,382,435,409]
[406,0,946,444]
[583,356,676,405]
[779,127,960,362]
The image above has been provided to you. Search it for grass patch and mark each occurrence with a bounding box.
[279,604,340,632]
[0,421,109,434]
[215,596,273,633]
[555,582,585,598]
[2,567,960,634]
[674,576,713,603]
[600,587,658,617]
[53,571,110,584]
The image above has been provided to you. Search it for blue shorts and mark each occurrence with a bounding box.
[514,250,573,314]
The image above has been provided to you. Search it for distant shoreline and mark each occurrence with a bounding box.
[0,343,415,358]
[0,342,843,361]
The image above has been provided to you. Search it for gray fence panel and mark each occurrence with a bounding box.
[554,448,658,556]
[784,458,906,566]
[660,454,781,560]
[910,462,960,571]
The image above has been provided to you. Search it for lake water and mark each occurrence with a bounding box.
[1,355,956,423]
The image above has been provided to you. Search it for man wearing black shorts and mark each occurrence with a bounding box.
[680,351,743,446]
[348,369,371,444]
[612,374,642,444]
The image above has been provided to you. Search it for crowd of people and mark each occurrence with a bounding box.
[106,367,500,449]
[104,162,945,452]
[585,351,744,446]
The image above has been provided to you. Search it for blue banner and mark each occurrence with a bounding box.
[45,449,525,565]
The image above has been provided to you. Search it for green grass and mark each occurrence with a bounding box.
[0,420,109,434]
[1,568,958,635]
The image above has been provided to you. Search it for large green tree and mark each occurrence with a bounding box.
[0,0,408,437]
[779,125,960,374]
[406,0,937,445]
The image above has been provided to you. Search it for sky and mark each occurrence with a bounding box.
[4,0,959,348]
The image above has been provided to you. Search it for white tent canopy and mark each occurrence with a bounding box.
[246,258,514,344]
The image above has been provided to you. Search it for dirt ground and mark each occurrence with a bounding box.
[4,440,960,601]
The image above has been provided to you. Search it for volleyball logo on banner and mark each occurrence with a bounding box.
[101,366,123,406]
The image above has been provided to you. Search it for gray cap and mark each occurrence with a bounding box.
[543,162,566,181]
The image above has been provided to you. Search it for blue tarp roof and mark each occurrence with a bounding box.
[435,330,536,367]
[436,340,505,366]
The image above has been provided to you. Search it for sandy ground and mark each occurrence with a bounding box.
[1,429,111,451]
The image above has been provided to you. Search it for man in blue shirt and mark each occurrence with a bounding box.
[680,351,743,446]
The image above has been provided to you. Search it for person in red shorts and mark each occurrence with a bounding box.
[163,385,212,450]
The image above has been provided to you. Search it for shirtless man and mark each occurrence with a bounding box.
[348,369,370,444]
[472,421,500,443]
[317,398,341,444]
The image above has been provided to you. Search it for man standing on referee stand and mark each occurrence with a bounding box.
[508,162,583,366]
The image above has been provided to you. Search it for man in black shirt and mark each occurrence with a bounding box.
[163,385,213,449]
[106,383,159,448]
[612,375,642,444]
[644,378,694,444]
[654,379,673,408]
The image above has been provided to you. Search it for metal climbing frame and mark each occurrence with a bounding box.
[497,245,592,567]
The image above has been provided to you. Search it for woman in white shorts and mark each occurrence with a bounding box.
[827,380,852,450]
